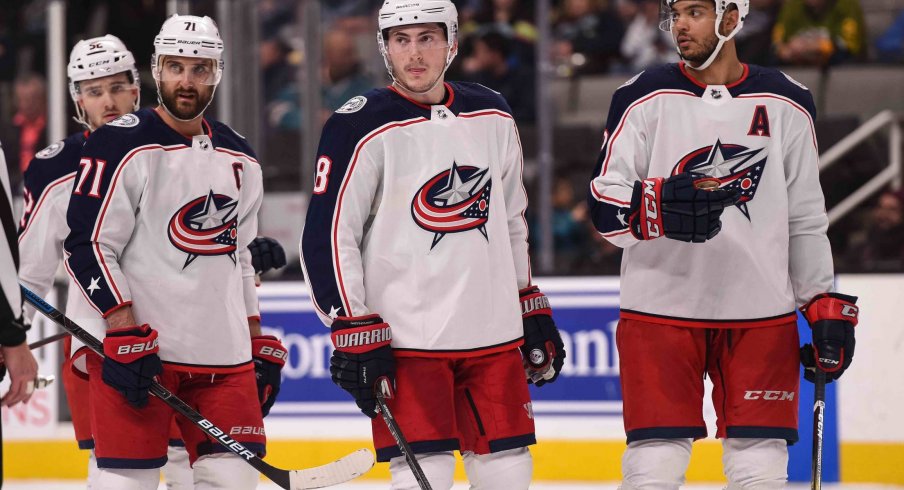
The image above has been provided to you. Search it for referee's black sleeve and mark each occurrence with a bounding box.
[0,145,26,347]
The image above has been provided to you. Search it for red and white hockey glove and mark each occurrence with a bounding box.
[800,293,858,383]
[252,335,287,417]
[330,315,395,418]
[520,286,566,387]
[102,324,162,408]
[628,173,739,242]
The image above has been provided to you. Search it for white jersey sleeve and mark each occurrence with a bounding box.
[502,123,531,288]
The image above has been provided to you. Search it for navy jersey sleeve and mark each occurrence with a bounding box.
[64,121,148,317]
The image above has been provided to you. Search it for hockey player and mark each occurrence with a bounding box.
[63,15,285,489]
[17,35,195,488]
[0,146,38,408]
[587,0,858,486]
[300,1,565,488]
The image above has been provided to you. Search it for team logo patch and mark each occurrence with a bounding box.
[168,190,239,268]
[107,113,139,128]
[672,140,767,220]
[35,141,64,159]
[336,96,367,114]
[411,162,492,249]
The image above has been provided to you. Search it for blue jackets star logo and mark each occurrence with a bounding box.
[168,190,239,268]
[411,162,492,249]
[672,140,767,220]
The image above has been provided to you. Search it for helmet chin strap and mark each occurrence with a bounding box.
[677,10,741,72]
[683,37,726,71]
[155,80,218,123]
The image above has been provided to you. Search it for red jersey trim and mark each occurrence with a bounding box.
[17,172,76,243]
[101,301,134,319]
[387,82,456,110]
[678,62,750,89]
[163,359,254,374]
[620,309,797,329]
[393,337,524,359]
[216,147,259,164]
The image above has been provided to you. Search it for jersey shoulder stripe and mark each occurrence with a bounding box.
[208,118,259,163]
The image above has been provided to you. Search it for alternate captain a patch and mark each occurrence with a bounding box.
[411,162,492,249]
[168,190,239,268]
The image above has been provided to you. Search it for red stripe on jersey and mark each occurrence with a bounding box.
[393,337,524,359]
[18,172,75,243]
[459,110,513,120]
[620,309,798,329]
[602,228,631,238]
[215,147,259,164]
[678,62,749,89]
[333,118,428,316]
[92,144,188,303]
[163,359,255,374]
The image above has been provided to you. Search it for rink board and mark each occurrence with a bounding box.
[4,276,902,483]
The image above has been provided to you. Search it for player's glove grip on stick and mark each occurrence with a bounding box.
[252,335,287,417]
[520,286,566,387]
[330,314,395,418]
[800,293,858,383]
[102,324,162,408]
[628,173,739,243]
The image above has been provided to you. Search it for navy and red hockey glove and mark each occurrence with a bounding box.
[248,237,287,276]
[330,314,395,418]
[252,335,287,417]
[628,173,739,243]
[102,325,162,408]
[520,286,566,387]
[800,293,858,383]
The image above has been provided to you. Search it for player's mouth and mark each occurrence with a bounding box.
[677,36,693,49]
[406,66,427,76]
[176,91,197,102]
[102,112,122,122]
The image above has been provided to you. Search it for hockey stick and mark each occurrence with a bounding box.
[28,331,68,350]
[810,369,826,490]
[375,379,432,490]
[21,285,374,489]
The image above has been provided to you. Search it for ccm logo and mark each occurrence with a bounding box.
[642,180,661,238]
[841,304,858,318]
[744,390,795,401]
[258,346,289,361]
[117,338,158,355]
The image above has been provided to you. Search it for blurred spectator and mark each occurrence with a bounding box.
[321,29,375,121]
[845,190,904,271]
[875,10,904,62]
[462,30,536,122]
[772,0,866,66]
[619,0,678,72]
[735,0,782,65]
[322,0,383,34]
[261,34,295,106]
[461,0,537,67]
[1,73,46,194]
[553,0,625,75]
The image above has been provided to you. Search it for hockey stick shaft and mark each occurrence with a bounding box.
[376,387,432,490]
[811,369,826,490]
[28,331,68,350]
[21,285,372,489]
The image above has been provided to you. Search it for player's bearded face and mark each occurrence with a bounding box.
[157,56,216,120]
[669,2,720,65]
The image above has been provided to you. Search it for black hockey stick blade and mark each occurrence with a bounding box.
[811,368,826,490]
[375,380,432,490]
[21,285,374,489]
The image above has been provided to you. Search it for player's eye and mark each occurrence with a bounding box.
[192,65,210,76]
[85,87,103,97]
[167,63,183,74]
[110,84,126,94]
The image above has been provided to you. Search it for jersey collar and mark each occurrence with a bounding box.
[387,82,456,112]
[679,62,750,91]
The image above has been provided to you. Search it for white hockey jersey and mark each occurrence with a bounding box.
[301,82,531,356]
[589,63,834,327]
[65,108,262,372]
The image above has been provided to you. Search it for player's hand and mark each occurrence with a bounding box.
[248,237,287,276]
[329,314,395,418]
[102,324,162,408]
[800,293,858,383]
[0,342,39,407]
[628,173,739,243]
[252,335,287,417]
[519,286,566,387]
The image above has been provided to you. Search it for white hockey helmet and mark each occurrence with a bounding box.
[664,0,749,71]
[68,35,141,128]
[152,14,224,86]
[376,0,459,86]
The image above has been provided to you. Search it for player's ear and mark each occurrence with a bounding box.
[721,5,739,35]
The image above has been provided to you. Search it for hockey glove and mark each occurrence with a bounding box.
[248,236,288,275]
[520,286,566,387]
[330,314,395,418]
[628,173,739,243]
[800,293,858,383]
[252,335,287,417]
[102,325,162,408]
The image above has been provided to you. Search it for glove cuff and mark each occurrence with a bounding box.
[520,286,552,318]
[103,324,159,362]
[331,315,392,353]
[801,292,859,327]
[628,178,664,240]
[252,335,288,367]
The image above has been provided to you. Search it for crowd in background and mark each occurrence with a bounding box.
[0,0,902,276]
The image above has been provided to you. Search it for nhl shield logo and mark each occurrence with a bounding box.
[411,162,492,249]
[168,190,239,268]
